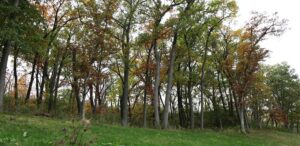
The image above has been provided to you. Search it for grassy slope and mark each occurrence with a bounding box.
[0,114,299,146]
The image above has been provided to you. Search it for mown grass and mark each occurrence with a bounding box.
[0,114,299,146]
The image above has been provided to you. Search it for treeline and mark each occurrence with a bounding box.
[1,0,299,134]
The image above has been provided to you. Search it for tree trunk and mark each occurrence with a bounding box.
[38,47,50,107]
[0,0,19,112]
[25,53,38,103]
[177,80,185,128]
[13,48,19,111]
[81,83,88,120]
[89,84,95,114]
[162,32,178,129]
[48,53,60,112]
[0,41,11,112]
[143,47,152,127]
[187,54,194,129]
[297,117,299,134]
[238,95,247,134]
[217,71,227,112]
[71,47,81,114]
[53,51,66,110]
[95,83,101,106]
[239,105,247,134]
[211,85,221,128]
[121,58,129,126]
[200,33,210,129]
[36,63,40,104]
[121,27,130,126]
[153,42,161,128]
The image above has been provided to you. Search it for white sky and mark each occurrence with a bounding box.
[235,0,300,75]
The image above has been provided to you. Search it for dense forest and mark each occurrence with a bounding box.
[1,0,299,135]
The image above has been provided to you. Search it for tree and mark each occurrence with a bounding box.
[113,0,143,126]
[223,12,287,133]
[0,0,44,112]
[36,0,77,109]
[266,63,300,128]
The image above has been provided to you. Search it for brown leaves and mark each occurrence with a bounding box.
[222,12,286,101]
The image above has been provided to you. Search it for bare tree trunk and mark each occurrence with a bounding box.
[239,105,247,134]
[89,84,95,114]
[153,43,161,128]
[211,85,221,128]
[297,117,299,134]
[48,53,60,112]
[122,58,129,126]
[36,63,40,104]
[81,83,87,120]
[162,32,178,129]
[121,31,130,126]
[238,95,247,134]
[217,71,227,112]
[95,83,101,106]
[0,41,11,112]
[187,56,194,129]
[53,53,66,111]
[38,46,50,108]
[200,35,209,129]
[177,79,185,128]
[25,53,38,103]
[13,48,19,111]
[0,0,19,112]
[71,47,81,114]
[0,34,10,111]
[143,47,152,127]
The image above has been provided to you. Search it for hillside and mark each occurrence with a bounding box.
[0,114,299,146]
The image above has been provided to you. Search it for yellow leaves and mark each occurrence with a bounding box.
[237,42,251,58]
[230,29,241,40]
[240,31,252,40]
[227,0,238,16]
[82,0,91,4]
[158,27,172,40]
[35,3,51,22]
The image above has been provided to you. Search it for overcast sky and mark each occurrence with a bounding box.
[235,0,300,75]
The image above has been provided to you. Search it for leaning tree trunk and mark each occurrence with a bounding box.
[38,46,51,108]
[53,53,66,110]
[25,53,38,103]
[162,32,178,129]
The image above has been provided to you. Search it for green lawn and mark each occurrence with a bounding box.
[0,114,299,146]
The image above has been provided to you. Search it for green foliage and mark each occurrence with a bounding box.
[0,0,45,53]
[266,63,300,117]
[0,0,296,132]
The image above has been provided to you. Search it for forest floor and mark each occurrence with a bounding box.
[0,114,299,146]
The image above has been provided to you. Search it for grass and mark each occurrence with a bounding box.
[0,114,299,146]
